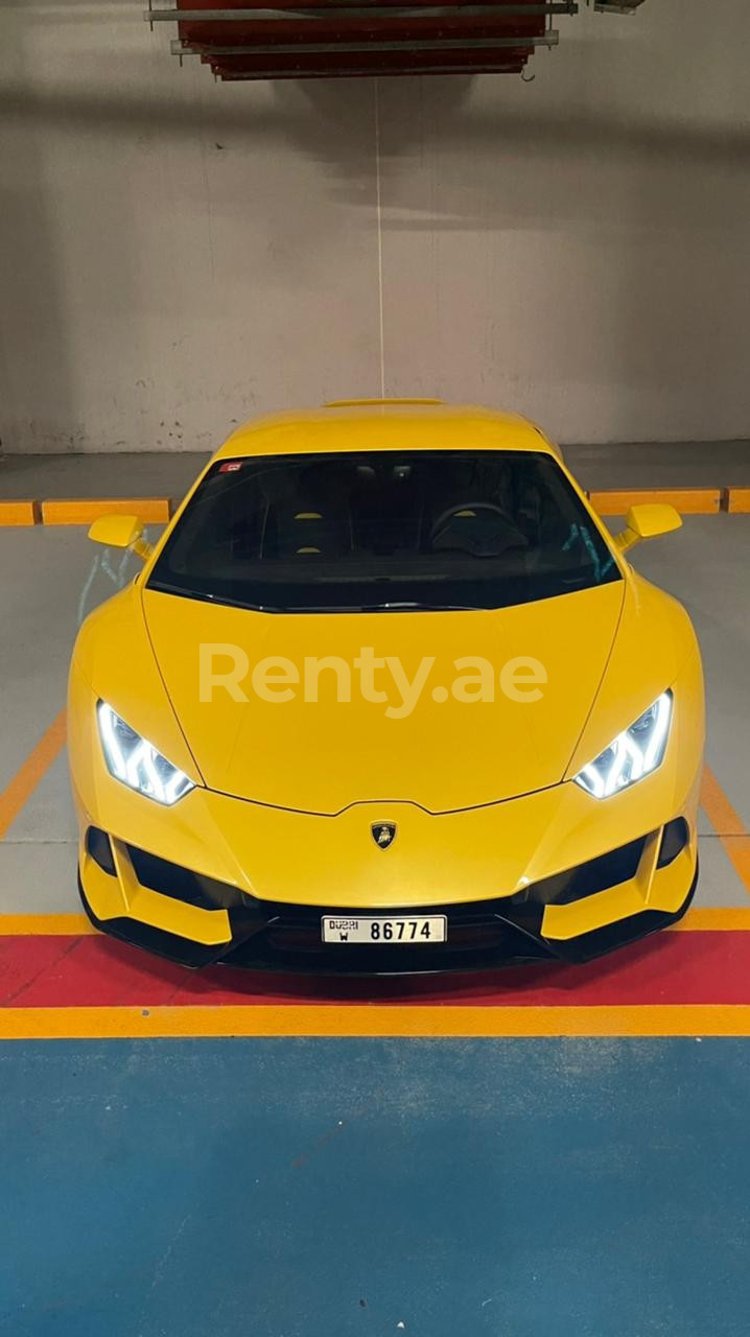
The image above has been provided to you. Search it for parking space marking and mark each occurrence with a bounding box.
[0,914,94,935]
[0,492,742,526]
[590,488,722,515]
[2,1002,750,1040]
[701,765,750,893]
[1,928,750,1014]
[727,487,750,514]
[674,907,750,930]
[1,910,749,1038]
[40,498,171,525]
[0,710,67,840]
[0,501,39,527]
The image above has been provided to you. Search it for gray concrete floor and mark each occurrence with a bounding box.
[0,516,747,916]
[1,440,749,502]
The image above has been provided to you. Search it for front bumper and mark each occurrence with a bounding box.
[78,818,699,974]
[72,678,702,974]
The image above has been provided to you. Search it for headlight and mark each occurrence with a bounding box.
[574,691,673,799]
[97,702,194,805]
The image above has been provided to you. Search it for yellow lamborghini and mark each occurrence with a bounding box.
[68,401,704,973]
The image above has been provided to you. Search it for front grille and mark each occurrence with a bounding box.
[226,899,550,973]
[261,903,530,957]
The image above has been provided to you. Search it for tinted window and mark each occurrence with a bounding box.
[148,450,619,612]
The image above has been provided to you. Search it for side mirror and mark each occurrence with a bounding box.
[614,503,682,554]
[88,514,154,561]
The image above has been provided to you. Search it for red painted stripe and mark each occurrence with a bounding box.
[1,930,749,1009]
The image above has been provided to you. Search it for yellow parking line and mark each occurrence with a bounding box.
[0,500,40,527]
[701,765,750,895]
[41,498,170,525]
[0,498,171,527]
[0,489,741,528]
[0,914,94,936]
[1,1003,750,1040]
[727,487,750,514]
[701,765,747,835]
[672,907,750,931]
[590,488,721,516]
[0,710,67,840]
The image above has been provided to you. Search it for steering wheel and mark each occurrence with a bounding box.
[430,501,528,553]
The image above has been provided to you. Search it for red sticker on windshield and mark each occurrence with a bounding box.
[219,461,243,473]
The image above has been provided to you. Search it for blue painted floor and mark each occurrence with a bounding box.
[2,1038,749,1337]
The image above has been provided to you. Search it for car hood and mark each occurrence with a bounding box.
[142,582,624,815]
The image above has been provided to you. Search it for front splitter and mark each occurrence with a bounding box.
[77,864,698,976]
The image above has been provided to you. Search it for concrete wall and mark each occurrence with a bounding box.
[1,1,749,454]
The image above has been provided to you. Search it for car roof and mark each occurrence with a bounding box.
[215,401,559,460]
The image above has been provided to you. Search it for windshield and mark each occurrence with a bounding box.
[148,450,620,612]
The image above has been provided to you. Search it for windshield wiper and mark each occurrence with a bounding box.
[279,600,484,613]
[361,600,482,612]
[147,581,286,613]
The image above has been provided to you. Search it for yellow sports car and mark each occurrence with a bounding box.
[69,401,704,973]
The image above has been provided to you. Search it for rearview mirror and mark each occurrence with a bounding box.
[88,514,153,560]
[614,503,682,554]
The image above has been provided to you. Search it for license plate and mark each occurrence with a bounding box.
[321,915,447,945]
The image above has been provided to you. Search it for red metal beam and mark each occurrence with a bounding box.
[142,0,645,80]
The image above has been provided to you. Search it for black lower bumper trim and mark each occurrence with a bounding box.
[78,859,699,976]
[545,871,698,964]
[77,874,232,968]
